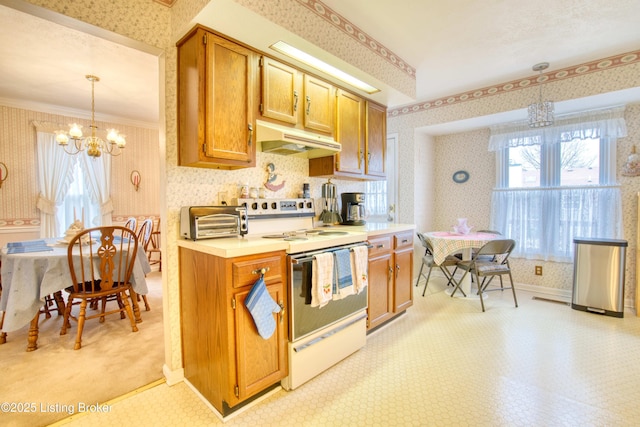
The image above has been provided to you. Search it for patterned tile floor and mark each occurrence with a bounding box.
[53,276,640,426]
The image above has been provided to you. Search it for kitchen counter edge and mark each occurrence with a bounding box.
[176,222,415,258]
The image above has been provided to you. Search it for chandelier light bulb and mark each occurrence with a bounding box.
[69,123,83,138]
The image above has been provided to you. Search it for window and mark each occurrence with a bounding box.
[489,107,626,261]
[55,162,101,236]
[364,180,388,222]
[507,138,601,188]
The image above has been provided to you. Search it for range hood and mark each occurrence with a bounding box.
[256,120,341,158]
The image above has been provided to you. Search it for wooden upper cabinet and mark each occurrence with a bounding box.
[365,101,387,178]
[260,56,334,135]
[260,56,299,124]
[177,26,256,169]
[335,89,365,175]
[303,75,334,134]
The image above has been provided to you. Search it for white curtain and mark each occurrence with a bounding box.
[489,106,626,261]
[35,127,78,238]
[491,186,622,262]
[489,106,627,151]
[79,152,113,226]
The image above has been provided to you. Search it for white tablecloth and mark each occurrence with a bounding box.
[424,231,500,265]
[424,231,501,297]
[0,239,150,333]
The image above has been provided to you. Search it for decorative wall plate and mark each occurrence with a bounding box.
[452,170,469,183]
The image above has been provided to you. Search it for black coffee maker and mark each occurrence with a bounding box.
[340,192,366,225]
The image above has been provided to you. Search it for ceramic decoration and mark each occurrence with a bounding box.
[453,218,473,235]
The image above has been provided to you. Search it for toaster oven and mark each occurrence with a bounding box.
[180,206,248,240]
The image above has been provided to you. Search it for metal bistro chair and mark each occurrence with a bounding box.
[60,226,139,350]
[452,239,518,312]
[416,232,460,297]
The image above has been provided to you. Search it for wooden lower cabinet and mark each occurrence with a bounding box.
[179,248,287,416]
[366,232,414,331]
[367,235,394,330]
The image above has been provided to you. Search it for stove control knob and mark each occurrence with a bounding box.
[271,202,277,209]
[306,202,313,209]
[251,202,258,210]
[261,202,268,209]
[298,202,304,208]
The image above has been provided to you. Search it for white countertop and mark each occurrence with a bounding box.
[177,222,415,258]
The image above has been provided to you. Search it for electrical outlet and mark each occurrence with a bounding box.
[535,266,543,276]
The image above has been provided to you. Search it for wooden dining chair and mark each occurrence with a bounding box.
[60,226,139,349]
[136,218,153,311]
[146,218,161,271]
[453,239,518,312]
[124,217,137,233]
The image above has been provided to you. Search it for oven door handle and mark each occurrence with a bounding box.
[291,243,373,264]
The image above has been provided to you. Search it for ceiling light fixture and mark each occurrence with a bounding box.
[55,75,126,157]
[528,62,554,128]
[270,41,380,94]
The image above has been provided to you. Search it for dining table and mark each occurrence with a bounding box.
[0,237,150,351]
[423,231,501,298]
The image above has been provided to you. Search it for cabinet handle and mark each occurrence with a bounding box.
[251,267,270,277]
[368,152,371,163]
[278,301,285,323]
[396,264,400,278]
[376,244,384,249]
[388,266,393,281]
[247,123,253,146]
[306,95,311,115]
[293,91,298,112]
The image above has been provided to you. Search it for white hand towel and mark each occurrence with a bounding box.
[351,245,369,294]
[312,253,334,308]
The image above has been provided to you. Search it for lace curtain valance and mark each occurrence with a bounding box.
[488,106,627,152]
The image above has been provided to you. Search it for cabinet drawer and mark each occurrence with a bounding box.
[394,232,413,250]
[232,254,284,288]
[368,236,392,257]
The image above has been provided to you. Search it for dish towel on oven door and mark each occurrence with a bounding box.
[311,253,333,308]
[244,276,281,339]
[351,245,368,294]
[333,249,354,299]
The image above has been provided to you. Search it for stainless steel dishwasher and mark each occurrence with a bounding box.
[572,237,628,318]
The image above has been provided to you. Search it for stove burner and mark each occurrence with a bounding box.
[318,231,348,236]
[284,236,308,241]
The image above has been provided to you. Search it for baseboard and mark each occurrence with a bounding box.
[419,269,636,310]
[163,364,184,386]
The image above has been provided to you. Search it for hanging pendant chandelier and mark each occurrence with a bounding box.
[527,62,554,128]
[55,75,126,157]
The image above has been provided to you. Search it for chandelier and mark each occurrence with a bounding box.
[55,75,126,157]
[528,62,554,128]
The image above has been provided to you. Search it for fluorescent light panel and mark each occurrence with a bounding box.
[270,41,379,94]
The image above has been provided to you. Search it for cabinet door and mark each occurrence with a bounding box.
[335,89,364,175]
[365,102,386,178]
[393,248,413,313]
[260,57,299,124]
[234,282,287,402]
[303,75,334,134]
[367,253,393,330]
[205,32,256,164]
